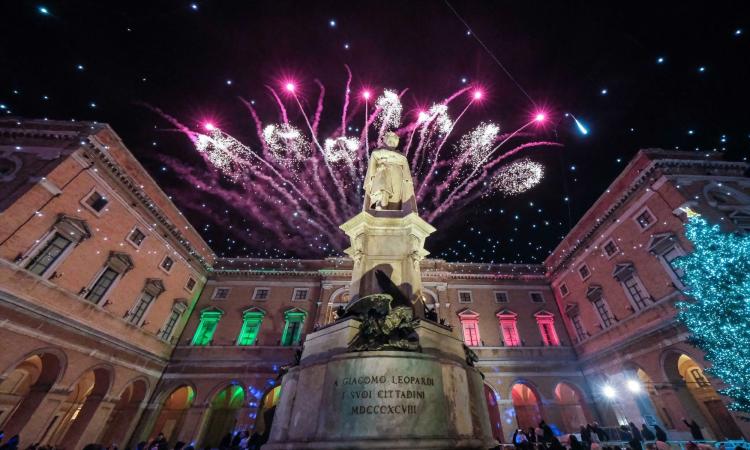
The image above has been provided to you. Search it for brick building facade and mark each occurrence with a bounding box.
[0,119,748,448]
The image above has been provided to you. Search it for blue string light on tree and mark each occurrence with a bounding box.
[673,208,750,411]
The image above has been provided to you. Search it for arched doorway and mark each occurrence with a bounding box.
[150,385,196,444]
[51,367,112,448]
[555,382,588,433]
[484,384,504,443]
[100,379,149,447]
[664,352,742,440]
[634,368,671,428]
[202,384,246,448]
[0,352,63,439]
[511,383,542,430]
[254,385,282,445]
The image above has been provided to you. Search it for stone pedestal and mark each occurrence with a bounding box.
[340,211,435,304]
[264,319,496,450]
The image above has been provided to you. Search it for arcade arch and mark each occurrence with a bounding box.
[201,384,246,448]
[100,378,150,447]
[149,384,196,444]
[0,351,64,438]
[511,382,543,430]
[554,382,590,433]
[663,352,742,440]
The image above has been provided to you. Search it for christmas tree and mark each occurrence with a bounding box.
[673,213,750,411]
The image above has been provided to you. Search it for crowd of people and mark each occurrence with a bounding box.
[2,419,747,450]
[505,418,746,450]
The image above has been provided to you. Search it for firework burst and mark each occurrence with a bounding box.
[158,68,560,257]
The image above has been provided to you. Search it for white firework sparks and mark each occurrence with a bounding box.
[375,89,402,131]
[427,103,452,134]
[323,136,360,163]
[491,158,544,195]
[263,123,310,164]
[459,122,500,167]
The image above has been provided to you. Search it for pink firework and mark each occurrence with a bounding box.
[159,69,560,256]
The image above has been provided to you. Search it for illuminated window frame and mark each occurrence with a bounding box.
[191,307,224,346]
[458,309,481,347]
[281,308,307,346]
[496,310,521,347]
[534,310,561,346]
[237,308,266,346]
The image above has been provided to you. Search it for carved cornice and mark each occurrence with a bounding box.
[82,133,213,272]
[545,157,750,277]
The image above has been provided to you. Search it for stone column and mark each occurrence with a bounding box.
[74,396,119,448]
[177,405,209,445]
[60,393,106,449]
[12,388,71,445]
[128,402,162,446]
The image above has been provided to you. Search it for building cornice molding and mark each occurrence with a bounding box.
[0,287,170,370]
[545,157,749,277]
[82,134,213,272]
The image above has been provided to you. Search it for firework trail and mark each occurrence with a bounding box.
[158,70,558,257]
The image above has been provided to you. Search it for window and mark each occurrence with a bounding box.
[613,263,651,311]
[578,264,591,280]
[497,311,520,347]
[458,290,473,303]
[559,283,569,297]
[185,277,197,292]
[571,314,587,342]
[22,215,91,278]
[534,311,560,346]
[160,256,174,273]
[253,288,270,300]
[212,287,231,300]
[126,227,146,247]
[603,239,619,258]
[458,310,481,346]
[292,288,309,301]
[127,279,165,326]
[85,252,133,304]
[191,308,223,346]
[281,309,307,346]
[690,368,710,388]
[635,208,655,230]
[159,301,187,341]
[649,233,686,288]
[529,292,545,303]
[237,309,265,346]
[566,304,587,342]
[494,291,509,303]
[86,268,118,303]
[128,293,154,326]
[593,299,614,328]
[623,276,649,310]
[82,190,109,214]
[26,234,72,276]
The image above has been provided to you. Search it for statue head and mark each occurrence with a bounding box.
[383,132,399,150]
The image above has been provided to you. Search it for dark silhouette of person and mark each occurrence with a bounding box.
[683,419,704,440]
[653,424,668,442]
[512,428,530,450]
[592,422,609,441]
[0,435,20,450]
[641,424,655,441]
[570,434,585,450]
[630,422,643,442]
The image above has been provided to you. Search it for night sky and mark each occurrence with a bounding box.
[2,1,748,263]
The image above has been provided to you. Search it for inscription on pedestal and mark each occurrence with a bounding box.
[323,357,448,438]
[337,375,435,415]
